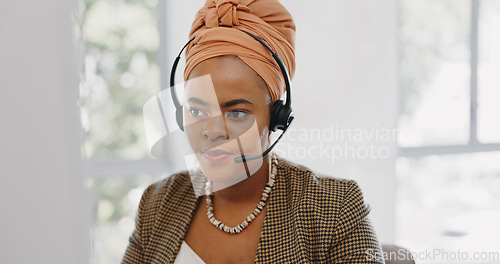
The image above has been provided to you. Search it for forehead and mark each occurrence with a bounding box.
[186,56,269,104]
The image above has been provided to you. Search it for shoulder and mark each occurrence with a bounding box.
[275,155,371,240]
[273,156,382,262]
[276,155,368,209]
[138,171,195,211]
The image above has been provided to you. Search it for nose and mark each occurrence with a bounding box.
[203,114,229,141]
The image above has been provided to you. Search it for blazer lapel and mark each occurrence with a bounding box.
[145,173,202,264]
[254,158,308,263]
[255,157,336,263]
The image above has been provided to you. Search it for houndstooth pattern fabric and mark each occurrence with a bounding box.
[122,155,384,263]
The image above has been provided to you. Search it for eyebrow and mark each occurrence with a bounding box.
[187,97,254,108]
[186,97,208,106]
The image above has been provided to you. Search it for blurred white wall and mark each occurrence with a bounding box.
[0,1,89,263]
[280,0,398,244]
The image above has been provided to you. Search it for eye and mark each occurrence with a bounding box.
[226,110,249,120]
[188,107,209,118]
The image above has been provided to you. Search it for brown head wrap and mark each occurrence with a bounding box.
[184,0,295,103]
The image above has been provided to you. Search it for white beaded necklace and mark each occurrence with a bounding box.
[205,154,277,234]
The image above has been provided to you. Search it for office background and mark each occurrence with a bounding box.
[1,0,499,263]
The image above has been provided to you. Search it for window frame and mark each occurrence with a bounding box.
[398,0,500,158]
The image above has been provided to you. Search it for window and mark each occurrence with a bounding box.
[79,0,166,262]
[397,0,500,254]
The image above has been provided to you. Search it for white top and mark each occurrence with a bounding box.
[173,241,206,264]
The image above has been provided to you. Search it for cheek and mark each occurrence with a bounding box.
[237,119,268,154]
[258,109,271,141]
[229,109,271,153]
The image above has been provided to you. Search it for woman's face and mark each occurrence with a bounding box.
[183,56,272,189]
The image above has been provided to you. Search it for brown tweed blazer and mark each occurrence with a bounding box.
[122,156,384,263]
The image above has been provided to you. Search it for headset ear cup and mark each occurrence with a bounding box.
[176,106,184,131]
[270,100,290,132]
[269,99,293,132]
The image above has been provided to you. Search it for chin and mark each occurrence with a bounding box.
[195,152,265,191]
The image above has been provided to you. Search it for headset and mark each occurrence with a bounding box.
[169,29,294,163]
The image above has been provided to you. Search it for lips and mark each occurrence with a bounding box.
[202,148,232,155]
[201,148,233,164]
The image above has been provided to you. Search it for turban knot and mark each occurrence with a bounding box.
[204,0,251,27]
[185,0,296,103]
